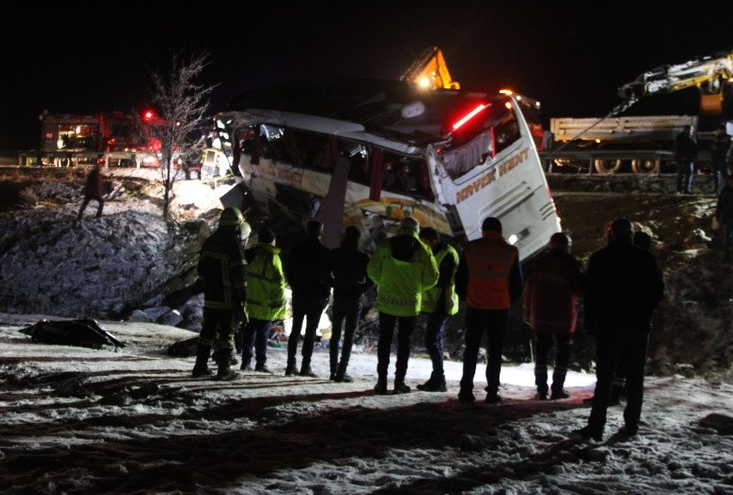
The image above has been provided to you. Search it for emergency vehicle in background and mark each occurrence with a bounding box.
[31,109,166,168]
[549,49,733,174]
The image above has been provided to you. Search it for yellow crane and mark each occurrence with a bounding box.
[400,46,460,90]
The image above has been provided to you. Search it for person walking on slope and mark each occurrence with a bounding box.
[367,217,439,395]
[77,160,107,220]
[716,175,733,261]
[456,217,523,404]
[416,227,459,393]
[329,225,372,382]
[285,220,332,377]
[578,218,664,441]
[675,124,697,194]
[240,226,286,373]
[523,232,584,400]
[192,207,249,380]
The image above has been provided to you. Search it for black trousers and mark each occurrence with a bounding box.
[589,331,649,433]
[78,194,104,219]
[376,312,416,382]
[460,308,508,396]
[287,297,327,369]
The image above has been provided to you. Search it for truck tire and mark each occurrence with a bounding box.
[631,158,660,174]
[593,158,622,174]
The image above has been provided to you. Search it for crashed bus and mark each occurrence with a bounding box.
[209,78,561,260]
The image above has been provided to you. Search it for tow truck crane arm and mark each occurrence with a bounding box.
[400,46,460,90]
[617,49,733,115]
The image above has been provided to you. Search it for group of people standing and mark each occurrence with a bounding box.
[193,207,665,442]
[675,123,732,195]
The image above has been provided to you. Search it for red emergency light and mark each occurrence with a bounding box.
[142,110,155,122]
[451,103,487,131]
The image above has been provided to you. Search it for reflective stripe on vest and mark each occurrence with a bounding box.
[464,238,516,310]
[421,245,459,315]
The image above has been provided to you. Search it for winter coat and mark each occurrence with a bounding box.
[523,248,584,333]
[674,132,698,162]
[197,226,247,311]
[367,228,438,317]
[455,232,523,311]
[245,243,286,321]
[717,185,733,226]
[420,242,459,315]
[330,244,372,302]
[286,237,332,305]
[84,166,105,199]
[584,238,664,335]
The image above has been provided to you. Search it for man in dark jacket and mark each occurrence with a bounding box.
[675,124,697,194]
[77,161,106,220]
[285,220,332,377]
[717,175,733,261]
[523,232,584,400]
[328,226,372,382]
[192,207,248,380]
[455,217,523,404]
[710,125,731,194]
[579,218,664,441]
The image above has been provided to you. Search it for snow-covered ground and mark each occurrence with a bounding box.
[2,313,733,494]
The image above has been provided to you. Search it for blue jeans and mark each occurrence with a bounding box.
[423,311,449,383]
[242,318,272,367]
[676,160,694,193]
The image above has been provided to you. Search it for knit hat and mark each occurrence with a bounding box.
[400,216,419,233]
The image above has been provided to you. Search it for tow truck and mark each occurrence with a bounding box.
[549,49,733,174]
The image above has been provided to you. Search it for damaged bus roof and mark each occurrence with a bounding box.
[222,78,497,151]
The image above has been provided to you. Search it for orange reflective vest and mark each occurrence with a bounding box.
[464,233,518,310]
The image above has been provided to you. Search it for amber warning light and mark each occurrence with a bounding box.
[452,104,487,131]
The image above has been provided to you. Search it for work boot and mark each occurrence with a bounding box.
[285,360,297,376]
[215,351,238,380]
[550,389,570,400]
[374,377,388,395]
[299,366,317,378]
[192,344,213,378]
[254,363,273,374]
[393,380,411,394]
[458,389,476,403]
[417,379,447,392]
[335,374,353,383]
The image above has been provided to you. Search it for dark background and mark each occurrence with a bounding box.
[3,0,733,149]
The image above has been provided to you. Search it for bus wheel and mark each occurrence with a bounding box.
[631,158,660,174]
[593,159,622,174]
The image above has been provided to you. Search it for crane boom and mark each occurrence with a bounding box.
[400,46,460,90]
[618,49,733,115]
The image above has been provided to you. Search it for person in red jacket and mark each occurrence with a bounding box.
[77,161,106,220]
[523,232,584,400]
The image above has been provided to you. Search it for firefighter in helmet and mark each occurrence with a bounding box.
[192,207,249,380]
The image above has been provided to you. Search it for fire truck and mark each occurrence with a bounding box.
[31,109,166,167]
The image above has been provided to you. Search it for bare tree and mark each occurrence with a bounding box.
[150,51,215,219]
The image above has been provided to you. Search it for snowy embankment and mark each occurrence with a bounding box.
[1,314,733,495]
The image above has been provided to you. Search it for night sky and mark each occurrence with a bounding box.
[3,0,733,149]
